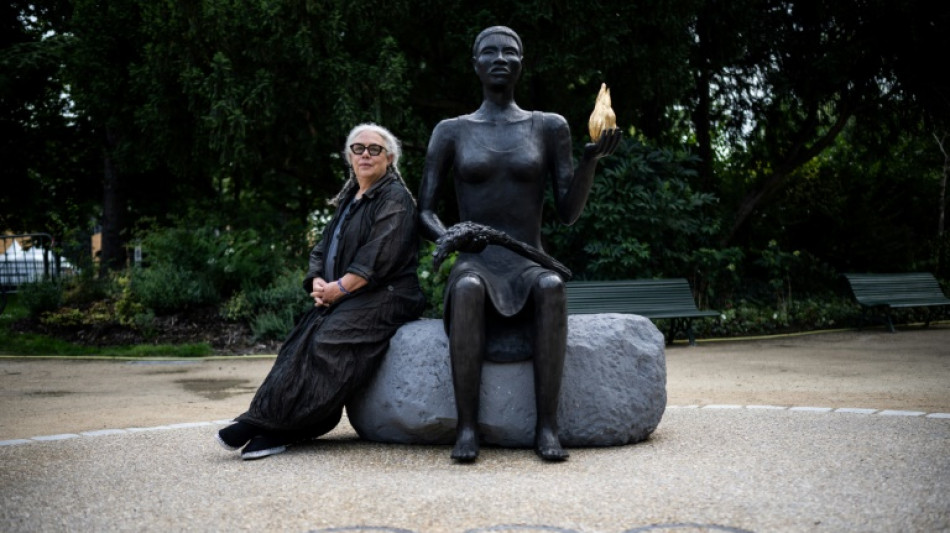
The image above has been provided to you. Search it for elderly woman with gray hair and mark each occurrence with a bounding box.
[217,123,425,460]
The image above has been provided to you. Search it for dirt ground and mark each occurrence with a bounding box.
[1,324,948,441]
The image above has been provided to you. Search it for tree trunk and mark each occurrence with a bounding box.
[721,108,854,246]
[692,8,714,192]
[98,128,126,275]
[934,131,948,236]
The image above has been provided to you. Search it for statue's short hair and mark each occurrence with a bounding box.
[472,26,523,58]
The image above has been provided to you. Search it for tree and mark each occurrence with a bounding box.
[686,0,950,246]
[0,2,99,239]
[7,0,948,286]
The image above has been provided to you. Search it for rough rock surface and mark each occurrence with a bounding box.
[346,314,667,447]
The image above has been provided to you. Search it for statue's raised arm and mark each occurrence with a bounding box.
[549,114,622,225]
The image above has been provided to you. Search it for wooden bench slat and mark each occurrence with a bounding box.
[843,272,950,332]
[566,278,718,345]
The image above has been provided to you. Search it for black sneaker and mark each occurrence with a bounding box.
[241,433,289,460]
[216,421,258,451]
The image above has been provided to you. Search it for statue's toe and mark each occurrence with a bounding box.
[451,440,479,463]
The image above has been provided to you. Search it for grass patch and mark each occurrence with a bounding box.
[0,293,212,358]
[0,327,213,358]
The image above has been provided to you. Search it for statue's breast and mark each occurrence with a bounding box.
[454,120,544,185]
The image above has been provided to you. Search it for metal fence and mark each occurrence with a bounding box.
[1,233,69,290]
[1,233,81,315]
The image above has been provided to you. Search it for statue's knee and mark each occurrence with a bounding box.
[535,273,565,295]
[451,275,485,304]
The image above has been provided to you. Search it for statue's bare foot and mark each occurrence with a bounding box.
[535,428,569,462]
[451,428,479,463]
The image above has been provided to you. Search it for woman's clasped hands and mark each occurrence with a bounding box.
[310,278,340,307]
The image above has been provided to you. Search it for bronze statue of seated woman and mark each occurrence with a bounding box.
[419,26,620,462]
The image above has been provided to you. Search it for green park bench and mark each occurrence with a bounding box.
[843,272,950,332]
[566,278,719,346]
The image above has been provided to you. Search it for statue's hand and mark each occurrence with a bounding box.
[584,128,622,160]
[432,222,493,269]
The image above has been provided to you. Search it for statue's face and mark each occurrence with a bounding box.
[473,33,522,88]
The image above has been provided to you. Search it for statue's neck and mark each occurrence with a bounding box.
[473,98,527,123]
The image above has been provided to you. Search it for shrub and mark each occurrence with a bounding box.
[543,138,720,280]
[39,307,84,327]
[689,294,860,339]
[688,247,745,311]
[224,269,311,341]
[128,221,299,314]
[18,279,63,318]
[250,310,297,342]
[131,263,218,313]
[417,241,455,318]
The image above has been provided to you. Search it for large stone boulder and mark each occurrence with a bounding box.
[346,313,667,448]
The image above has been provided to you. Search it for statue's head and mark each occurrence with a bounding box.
[472,26,523,88]
[471,26,523,58]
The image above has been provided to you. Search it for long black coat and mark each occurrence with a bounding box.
[237,172,425,433]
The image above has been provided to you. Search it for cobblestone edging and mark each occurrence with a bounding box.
[2,406,948,447]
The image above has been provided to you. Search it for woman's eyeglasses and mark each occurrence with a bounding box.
[350,143,387,156]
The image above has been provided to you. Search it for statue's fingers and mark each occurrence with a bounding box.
[607,129,621,153]
[597,128,618,155]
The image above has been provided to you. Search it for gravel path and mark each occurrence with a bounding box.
[1,325,949,532]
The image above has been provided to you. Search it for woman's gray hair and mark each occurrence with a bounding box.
[330,122,413,206]
[343,122,402,172]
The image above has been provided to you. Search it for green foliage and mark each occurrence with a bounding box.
[688,246,745,311]
[18,279,63,318]
[754,240,802,309]
[417,242,456,318]
[687,293,950,340]
[131,263,218,314]
[544,138,720,280]
[38,307,84,327]
[0,292,209,357]
[0,326,97,356]
[250,311,296,343]
[61,270,111,308]
[128,222,295,314]
[926,234,950,281]
[754,121,947,275]
[689,295,859,339]
[0,5,101,235]
[223,269,311,341]
[113,274,146,327]
[0,328,212,357]
[6,1,949,348]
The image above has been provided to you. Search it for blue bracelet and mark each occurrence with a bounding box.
[337,279,351,295]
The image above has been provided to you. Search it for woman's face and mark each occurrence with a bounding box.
[349,130,393,185]
[473,33,522,89]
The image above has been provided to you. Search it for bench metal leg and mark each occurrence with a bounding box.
[861,305,896,332]
[884,309,896,333]
[685,318,697,346]
[666,319,686,346]
[666,318,698,346]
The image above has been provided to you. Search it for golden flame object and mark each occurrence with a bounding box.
[588,83,617,142]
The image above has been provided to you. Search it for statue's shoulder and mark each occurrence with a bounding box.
[431,116,466,137]
[534,111,570,138]
[537,111,568,128]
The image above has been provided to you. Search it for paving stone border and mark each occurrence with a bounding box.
[2,408,948,447]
